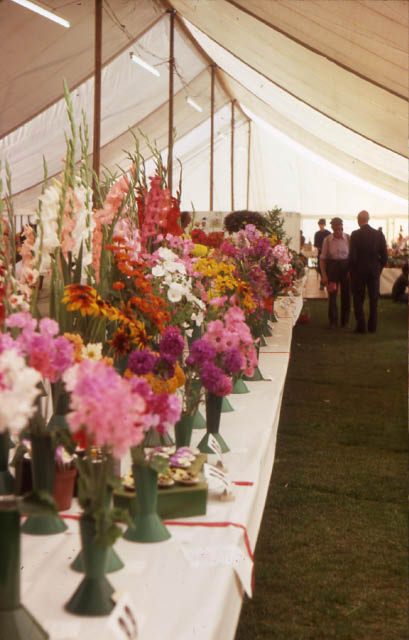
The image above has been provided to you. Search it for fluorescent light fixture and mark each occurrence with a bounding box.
[186,97,203,113]
[129,52,160,77]
[10,0,70,28]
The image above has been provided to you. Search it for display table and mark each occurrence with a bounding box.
[19,296,302,640]
[380,268,400,296]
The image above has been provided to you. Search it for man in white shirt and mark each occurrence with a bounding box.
[320,217,351,329]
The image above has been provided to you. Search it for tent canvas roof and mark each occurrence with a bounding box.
[0,0,407,217]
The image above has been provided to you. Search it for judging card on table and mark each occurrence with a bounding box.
[108,592,139,640]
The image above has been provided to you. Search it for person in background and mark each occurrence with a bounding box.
[314,218,331,289]
[320,217,351,329]
[300,230,305,249]
[391,263,408,303]
[349,210,388,333]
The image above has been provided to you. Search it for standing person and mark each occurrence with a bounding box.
[349,210,388,333]
[314,218,331,289]
[320,217,351,329]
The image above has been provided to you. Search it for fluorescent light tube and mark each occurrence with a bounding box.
[186,97,203,113]
[129,52,160,77]
[10,0,70,28]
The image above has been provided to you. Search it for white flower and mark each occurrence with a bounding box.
[152,265,165,277]
[0,350,42,435]
[81,343,103,361]
[167,282,185,303]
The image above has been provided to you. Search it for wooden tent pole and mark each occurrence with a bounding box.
[210,64,216,212]
[230,100,235,211]
[167,9,176,195]
[246,119,251,210]
[92,0,102,201]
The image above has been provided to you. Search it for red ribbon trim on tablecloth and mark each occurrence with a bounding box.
[59,514,256,591]
[232,481,253,486]
[59,514,253,559]
[259,351,289,354]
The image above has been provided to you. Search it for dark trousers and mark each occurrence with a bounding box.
[326,259,350,326]
[351,271,380,332]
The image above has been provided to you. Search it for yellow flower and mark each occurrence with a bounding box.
[191,244,208,257]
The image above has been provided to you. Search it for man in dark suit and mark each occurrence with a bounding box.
[349,210,388,333]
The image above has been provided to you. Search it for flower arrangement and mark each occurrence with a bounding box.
[62,357,180,544]
[0,347,42,436]
[223,210,267,234]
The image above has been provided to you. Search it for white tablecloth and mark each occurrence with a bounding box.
[380,268,400,295]
[20,299,301,640]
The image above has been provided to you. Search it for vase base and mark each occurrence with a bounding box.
[143,428,174,448]
[0,469,16,495]
[259,334,267,347]
[65,576,115,616]
[263,326,272,337]
[221,396,234,413]
[71,546,124,573]
[243,366,265,382]
[192,409,206,429]
[232,379,250,394]
[21,514,68,535]
[197,432,230,454]
[123,513,171,543]
[0,605,49,639]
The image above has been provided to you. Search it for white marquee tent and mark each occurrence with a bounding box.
[0,0,407,239]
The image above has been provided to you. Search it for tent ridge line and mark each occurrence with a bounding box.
[219,68,408,197]
[225,0,407,101]
[196,34,407,160]
[163,0,250,123]
[0,9,167,142]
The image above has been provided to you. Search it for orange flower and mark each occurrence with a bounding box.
[112,281,125,291]
[62,284,99,316]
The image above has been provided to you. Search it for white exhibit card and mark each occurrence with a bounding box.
[108,592,139,640]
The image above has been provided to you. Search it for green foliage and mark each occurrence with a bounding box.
[263,206,289,244]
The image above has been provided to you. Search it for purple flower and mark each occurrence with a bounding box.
[200,362,232,396]
[159,326,184,362]
[222,347,244,374]
[187,339,216,367]
[128,349,157,375]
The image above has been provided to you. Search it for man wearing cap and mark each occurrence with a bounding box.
[349,210,388,333]
[314,218,331,289]
[320,218,351,329]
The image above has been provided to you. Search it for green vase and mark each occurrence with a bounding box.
[198,392,230,453]
[21,434,67,535]
[143,427,174,448]
[192,408,206,429]
[71,545,124,574]
[232,378,250,394]
[221,396,234,413]
[0,430,15,495]
[65,515,115,616]
[123,465,171,543]
[174,415,195,448]
[0,497,49,639]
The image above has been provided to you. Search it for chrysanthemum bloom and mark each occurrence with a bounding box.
[128,349,157,375]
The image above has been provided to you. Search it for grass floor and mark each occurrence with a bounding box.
[235,297,407,640]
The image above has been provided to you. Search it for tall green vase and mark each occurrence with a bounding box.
[174,415,195,448]
[143,427,174,448]
[21,434,67,535]
[198,392,230,453]
[0,430,15,495]
[65,515,115,616]
[0,497,49,639]
[123,465,171,543]
[232,377,250,394]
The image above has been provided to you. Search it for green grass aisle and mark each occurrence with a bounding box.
[235,298,407,640]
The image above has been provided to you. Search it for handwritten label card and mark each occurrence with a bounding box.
[108,592,139,640]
